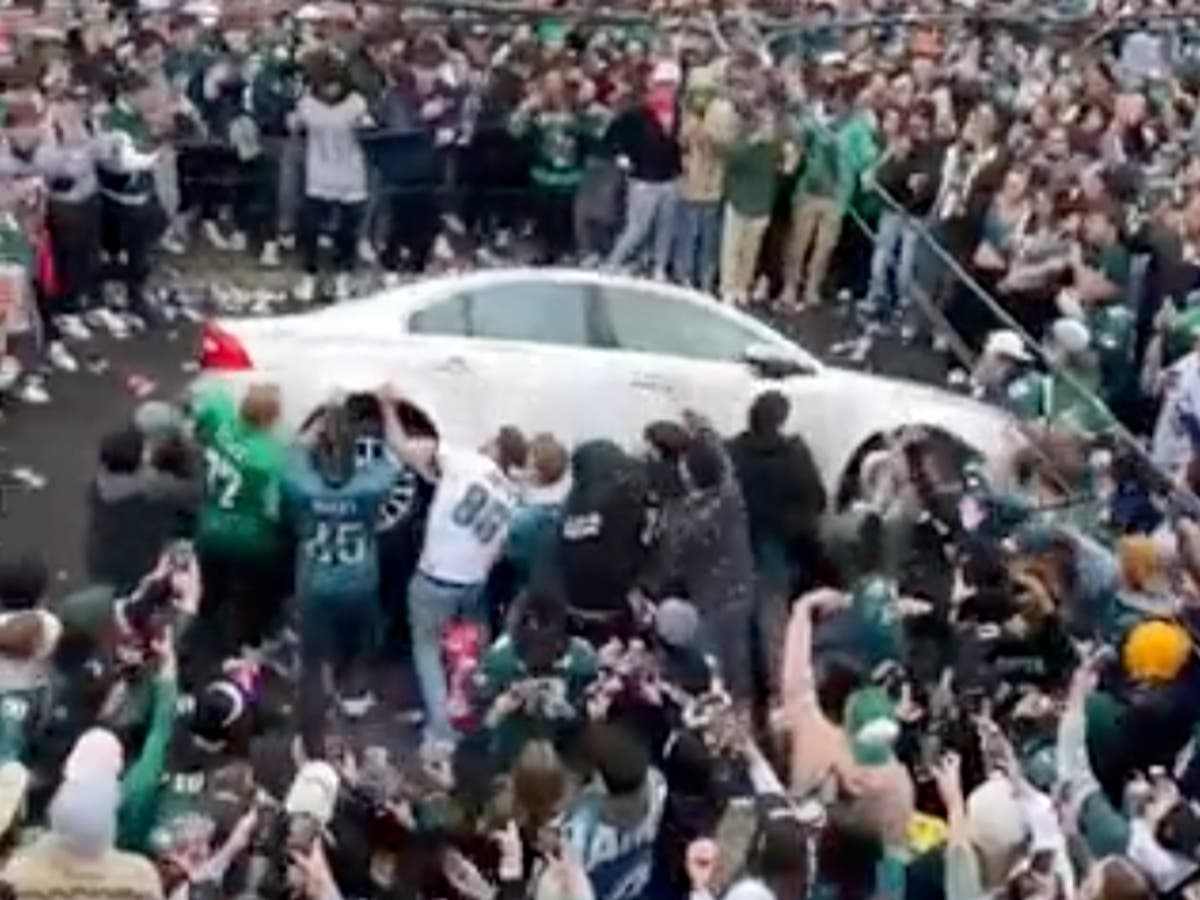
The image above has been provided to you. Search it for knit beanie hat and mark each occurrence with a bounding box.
[1123,620,1192,684]
[965,775,1028,868]
[841,686,899,766]
[655,598,700,649]
[64,728,124,782]
[49,776,119,857]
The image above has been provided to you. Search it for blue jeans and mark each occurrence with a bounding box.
[407,571,485,743]
[607,179,679,275]
[672,199,721,291]
[867,210,919,319]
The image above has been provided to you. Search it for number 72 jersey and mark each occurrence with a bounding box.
[284,449,398,601]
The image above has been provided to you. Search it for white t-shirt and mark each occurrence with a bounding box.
[296,93,369,204]
[418,448,518,585]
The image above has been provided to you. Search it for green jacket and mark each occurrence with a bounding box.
[473,634,598,766]
[117,674,180,853]
[724,136,781,218]
[837,113,880,215]
[793,112,840,203]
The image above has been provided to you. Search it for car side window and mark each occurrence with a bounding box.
[410,293,470,335]
[595,286,764,362]
[467,282,590,346]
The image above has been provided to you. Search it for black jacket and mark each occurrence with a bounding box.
[85,469,199,593]
[555,441,657,615]
[727,430,826,555]
[875,139,945,217]
[604,106,682,183]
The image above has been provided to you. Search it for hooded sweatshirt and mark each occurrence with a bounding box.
[85,468,200,593]
[558,441,656,616]
[649,431,756,698]
[5,776,163,900]
[726,429,826,573]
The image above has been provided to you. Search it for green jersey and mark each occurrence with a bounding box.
[193,388,286,559]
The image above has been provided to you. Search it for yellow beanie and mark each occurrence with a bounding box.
[1123,620,1193,683]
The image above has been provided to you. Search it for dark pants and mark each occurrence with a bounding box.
[298,197,363,275]
[47,195,100,312]
[298,591,378,756]
[233,155,279,251]
[100,195,163,315]
[460,130,529,238]
[383,186,438,273]
[190,547,289,680]
[535,186,576,263]
[180,143,237,223]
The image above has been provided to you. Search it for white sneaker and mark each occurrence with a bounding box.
[47,341,78,373]
[358,239,377,265]
[228,231,248,253]
[86,308,130,339]
[56,314,91,342]
[334,273,350,301]
[339,691,377,719]
[420,736,456,787]
[294,274,317,304]
[382,271,401,289]
[202,220,230,250]
[160,232,186,256]
[0,357,20,390]
[259,241,281,268]
[17,377,50,405]
[279,233,296,251]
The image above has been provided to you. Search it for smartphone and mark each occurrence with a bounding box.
[167,540,195,571]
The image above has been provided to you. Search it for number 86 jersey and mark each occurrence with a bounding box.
[417,448,519,587]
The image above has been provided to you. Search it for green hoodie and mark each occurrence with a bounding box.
[837,112,880,215]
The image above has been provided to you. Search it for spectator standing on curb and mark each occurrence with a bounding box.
[606,60,683,279]
[673,66,732,293]
[292,52,371,304]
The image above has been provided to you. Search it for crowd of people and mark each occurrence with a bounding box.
[7,1,1200,900]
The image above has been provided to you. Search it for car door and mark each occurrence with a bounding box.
[400,290,496,448]
[406,277,605,449]
[589,281,789,438]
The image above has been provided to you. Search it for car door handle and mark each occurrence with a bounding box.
[631,373,672,393]
[435,356,470,373]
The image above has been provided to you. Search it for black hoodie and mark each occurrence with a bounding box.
[726,430,826,560]
[555,441,657,616]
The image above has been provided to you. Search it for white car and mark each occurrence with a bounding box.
[195,268,1023,499]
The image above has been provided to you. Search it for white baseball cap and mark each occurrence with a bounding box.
[650,60,682,86]
[984,329,1032,362]
[1050,318,1091,355]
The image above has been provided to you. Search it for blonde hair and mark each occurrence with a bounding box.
[240,384,281,431]
[1119,536,1162,593]
[529,433,568,487]
[510,741,570,832]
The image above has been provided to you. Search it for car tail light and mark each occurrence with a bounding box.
[200,321,253,370]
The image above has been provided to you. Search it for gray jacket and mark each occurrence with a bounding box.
[651,430,756,697]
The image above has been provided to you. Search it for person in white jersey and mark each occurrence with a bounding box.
[383,392,528,748]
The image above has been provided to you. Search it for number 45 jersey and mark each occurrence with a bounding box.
[284,448,397,602]
[419,448,519,587]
